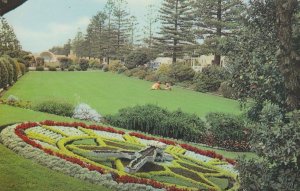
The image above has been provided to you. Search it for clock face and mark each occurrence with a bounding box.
[21,123,238,190]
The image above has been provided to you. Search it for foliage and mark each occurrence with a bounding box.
[168,62,195,82]
[105,104,206,143]
[0,57,9,89]
[237,106,300,190]
[36,66,44,71]
[219,81,235,99]
[79,58,89,71]
[48,66,57,71]
[157,0,194,63]
[0,17,21,58]
[125,48,152,69]
[58,56,73,70]
[34,100,74,117]
[19,62,26,75]
[88,59,102,69]
[227,0,287,117]
[193,0,244,66]
[205,112,249,151]
[193,66,227,93]
[108,60,124,72]
[36,57,45,66]
[73,103,102,122]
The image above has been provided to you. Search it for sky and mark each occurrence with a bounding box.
[4,0,162,53]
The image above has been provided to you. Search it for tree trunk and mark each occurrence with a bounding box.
[173,0,179,64]
[214,0,222,66]
[276,0,300,110]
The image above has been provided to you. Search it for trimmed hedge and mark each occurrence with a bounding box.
[34,100,75,117]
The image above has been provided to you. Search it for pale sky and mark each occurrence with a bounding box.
[4,0,162,53]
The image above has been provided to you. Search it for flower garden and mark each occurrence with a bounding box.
[0,121,239,191]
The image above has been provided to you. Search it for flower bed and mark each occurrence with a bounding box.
[0,121,240,191]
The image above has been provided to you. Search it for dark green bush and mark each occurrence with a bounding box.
[68,65,75,71]
[102,65,109,72]
[168,62,195,82]
[5,56,18,82]
[48,66,57,71]
[0,58,9,89]
[36,57,44,66]
[36,66,44,71]
[19,63,26,75]
[58,56,72,70]
[193,66,228,93]
[34,100,74,117]
[125,48,152,69]
[105,104,206,142]
[205,112,249,151]
[219,81,236,99]
[79,58,89,71]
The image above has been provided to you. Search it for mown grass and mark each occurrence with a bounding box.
[3,71,241,117]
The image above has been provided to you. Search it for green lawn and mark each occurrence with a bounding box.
[3,71,241,117]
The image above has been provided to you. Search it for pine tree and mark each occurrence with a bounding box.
[193,0,244,66]
[128,16,138,46]
[143,4,159,48]
[72,30,86,58]
[157,0,195,64]
[87,11,107,60]
[113,0,130,59]
[0,17,21,57]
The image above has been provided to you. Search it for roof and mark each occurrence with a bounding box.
[0,0,27,16]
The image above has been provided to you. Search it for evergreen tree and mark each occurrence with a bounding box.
[87,11,107,60]
[157,0,194,64]
[72,30,86,58]
[0,17,21,57]
[193,0,244,66]
[143,4,159,48]
[128,15,138,46]
[113,0,131,59]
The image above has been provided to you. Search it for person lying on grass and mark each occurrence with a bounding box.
[164,82,172,91]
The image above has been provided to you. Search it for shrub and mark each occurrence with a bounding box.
[193,66,228,93]
[205,112,249,151]
[88,59,101,69]
[5,56,18,82]
[125,48,152,69]
[156,64,171,77]
[123,69,133,76]
[36,66,44,71]
[68,65,75,71]
[105,104,206,142]
[219,81,235,99]
[144,73,158,82]
[0,58,9,89]
[36,57,44,66]
[102,64,109,72]
[34,100,74,117]
[57,56,72,71]
[131,68,147,79]
[19,63,26,75]
[73,103,102,122]
[108,60,124,72]
[169,62,195,82]
[7,95,19,104]
[48,66,57,71]
[79,58,89,71]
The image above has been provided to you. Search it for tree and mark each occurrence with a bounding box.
[113,0,131,59]
[49,39,71,56]
[0,17,21,57]
[227,0,287,119]
[193,0,244,66]
[128,16,138,46]
[237,103,300,190]
[87,11,107,60]
[275,0,300,110]
[157,0,195,64]
[143,4,159,48]
[72,30,86,58]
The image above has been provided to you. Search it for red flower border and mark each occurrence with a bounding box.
[13,121,236,191]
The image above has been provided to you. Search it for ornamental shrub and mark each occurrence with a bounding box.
[2,58,14,86]
[108,60,124,72]
[57,56,72,71]
[19,63,26,75]
[36,66,44,71]
[79,58,89,71]
[105,104,206,143]
[34,100,74,117]
[73,103,102,122]
[125,49,151,69]
[205,112,249,151]
[5,56,18,82]
[48,66,57,71]
[36,57,44,66]
[68,65,75,71]
[0,58,9,89]
[168,62,195,82]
